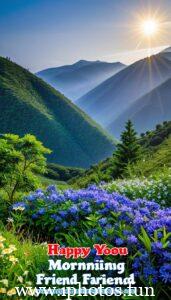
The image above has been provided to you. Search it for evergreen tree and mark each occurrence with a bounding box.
[114,120,141,176]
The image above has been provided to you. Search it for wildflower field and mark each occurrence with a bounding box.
[1,184,168,299]
[105,171,171,206]
[0,127,170,299]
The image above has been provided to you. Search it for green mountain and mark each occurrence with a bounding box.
[0,57,115,168]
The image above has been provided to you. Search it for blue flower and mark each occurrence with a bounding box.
[59,210,68,218]
[99,218,107,227]
[80,201,91,214]
[47,185,57,193]
[12,202,27,210]
[70,221,77,227]
[115,238,124,246]
[69,205,79,215]
[51,214,62,222]
[35,189,44,198]
[143,264,158,280]
[127,235,138,244]
[32,213,38,219]
[102,230,108,238]
[54,225,60,232]
[87,229,97,238]
[27,194,36,202]
[61,221,69,229]
[152,242,163,254]
[37,208,45,215]
[132,258,141,269]
[159,264,171,283]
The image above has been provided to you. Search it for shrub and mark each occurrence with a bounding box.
[105,172,171,206]
[11,185,171,297]
[0,134,50,204]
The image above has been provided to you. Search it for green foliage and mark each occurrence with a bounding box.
[9,186,171,299]
[46,163,84,181]
[126,137,171,177]
[0,133,50,203]
[0,56,115,168]
[139,120,171,148]
[39,175,69,190]
[0,223,48,299]
[71,121,171,188]
[105,169,171,206]
[114,120,141,176]
[69,158,115,188]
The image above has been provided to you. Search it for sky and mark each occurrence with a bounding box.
[0,0,171,72]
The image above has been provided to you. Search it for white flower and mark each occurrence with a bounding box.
[17,276,23,283]
[0,279,8,287]
[7,218,14,223]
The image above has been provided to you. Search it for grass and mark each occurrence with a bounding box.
[39,175,69,190]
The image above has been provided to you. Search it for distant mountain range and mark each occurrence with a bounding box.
[0,57,115,168]
[107,77,171,136]
[160,46,171,61]
[36,60,125,101]
[77,49,171,137]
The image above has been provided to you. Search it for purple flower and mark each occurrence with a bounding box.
[127,235,138,244]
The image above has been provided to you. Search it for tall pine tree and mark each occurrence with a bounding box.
[114,120,141,176]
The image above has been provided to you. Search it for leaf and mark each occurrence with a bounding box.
[138,226,151,252]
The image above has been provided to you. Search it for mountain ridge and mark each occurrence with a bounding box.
[76,54,171,130]
[107,77,171,137]
[0,56,115,168]
[36,60,125,100]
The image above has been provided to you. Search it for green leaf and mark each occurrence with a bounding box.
[138,226,151,252]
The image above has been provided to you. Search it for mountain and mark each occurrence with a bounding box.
[76,54,171,129]
[36,60,125,100]
[160,46,171,61]
[107,78,171,137]
[0,56,116,168]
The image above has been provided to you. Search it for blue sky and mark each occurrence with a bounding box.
[0,0,170,71]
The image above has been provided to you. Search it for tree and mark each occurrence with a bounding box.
[114,120,141,176]
[0,134,51,203]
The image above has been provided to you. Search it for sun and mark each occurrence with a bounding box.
[141,19,158,37]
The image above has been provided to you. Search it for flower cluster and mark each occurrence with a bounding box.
[11,185,171,286]
[105,173,170,205]
[0,234,31,297]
